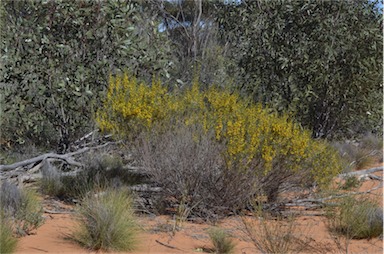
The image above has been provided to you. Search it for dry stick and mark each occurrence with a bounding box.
[286,182,383,208]
[337,166,383,178]
[43,208,74,214]
[0,141,119,172]
[155,240,184,251]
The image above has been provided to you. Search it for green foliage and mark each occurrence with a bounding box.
[0,215,17,254]
[98,73,342,205]
[326,197,383,239]
[217,0,382,138]
[155,0,233,87]
[0,181,43,236]
[338,176,362,191]
[0,0,175,150]
[207,227,236,254]
[71,189,139,251]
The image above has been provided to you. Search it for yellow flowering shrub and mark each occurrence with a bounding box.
[96,73,342,195]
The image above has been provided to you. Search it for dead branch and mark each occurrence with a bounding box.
[285,182,383,208]
[338,166,383,178]
[0,142,118,172]
[155,240,183,251]
[43,208,74,214]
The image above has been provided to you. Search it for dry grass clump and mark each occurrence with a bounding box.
[333,133,383,171]
[240,206,319,254]
[0,215,18,253]
[207,227,236,254]
[41,153,134,201]
[70,189,139,251]
[326,197,383,239]
[0,181,43,236]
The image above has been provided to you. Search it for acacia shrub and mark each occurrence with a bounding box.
[135,124,259,218]
[97,73,342,204]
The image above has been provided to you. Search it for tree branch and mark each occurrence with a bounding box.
[0,142,119,172]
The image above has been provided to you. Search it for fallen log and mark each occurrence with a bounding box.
[0,142,118,172]
[337,166,383,179]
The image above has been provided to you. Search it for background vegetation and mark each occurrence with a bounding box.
[1,0,381,150]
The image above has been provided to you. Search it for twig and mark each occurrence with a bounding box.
[155,240,183,251]
[43,208,74,214]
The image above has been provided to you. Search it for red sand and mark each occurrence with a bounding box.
[16,165,383,254]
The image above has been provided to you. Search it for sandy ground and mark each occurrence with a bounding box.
[15,165,383,254]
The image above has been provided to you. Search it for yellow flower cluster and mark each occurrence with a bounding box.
[96,73,342,187]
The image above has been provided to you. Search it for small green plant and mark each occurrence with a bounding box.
[0,181,43,236]
[0,215,18,253]
[207,227,236,254]
[326,197,383,239]
[338,176,362,191]
[71,189,139,251]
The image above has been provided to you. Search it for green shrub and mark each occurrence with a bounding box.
[0,181,43,236]
[207,227,236,254]
[0,215,17,253]
[327,197,383,239]
[338,175,361,191]
[98,73,343,205]
[71,189,139,251]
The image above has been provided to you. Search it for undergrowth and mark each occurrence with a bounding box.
[0,214,18,253]
[0,181,43,236]
[70,188,139,251]
[207,227,236,254]
[326,197,383,240]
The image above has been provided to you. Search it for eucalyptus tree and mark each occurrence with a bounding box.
[217,0,382,138]
[0,0,175,151]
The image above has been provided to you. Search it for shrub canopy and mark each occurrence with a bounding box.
[97,73,342,197]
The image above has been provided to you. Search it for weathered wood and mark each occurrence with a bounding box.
[0,142,118,172]
[338,166,383,178]
[285,182,383,208]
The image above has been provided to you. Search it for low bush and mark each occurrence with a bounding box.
[41,153,135,201]
[241,207,316,254]
[136,124,258,219]
[97,73,343,213]
[326,197,383,239]
[207,227,236,254]
[0,215,18,253]
[0,181,43,236]
[40,160,64,197]
[71,189,139,251]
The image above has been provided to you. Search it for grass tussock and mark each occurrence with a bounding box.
[0,181,43,236]
[41,152,140,201]
[0,215,18,254]
[333,133,383,171]
[326,197,383,239]
[71,189,139,251]
[207,227,236,254]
